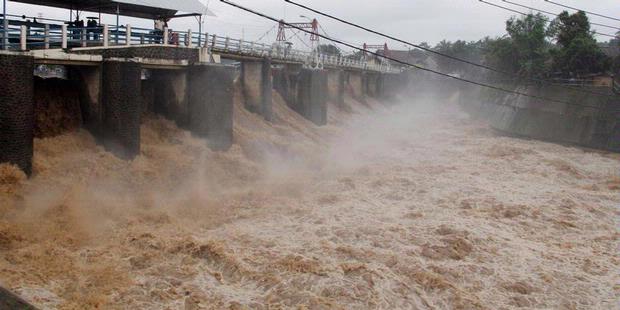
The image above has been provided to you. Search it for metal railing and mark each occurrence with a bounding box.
[0,17,400,73]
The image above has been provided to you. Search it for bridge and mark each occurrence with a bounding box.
[0,13,397,72]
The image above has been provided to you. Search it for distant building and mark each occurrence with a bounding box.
[599,39,620,58]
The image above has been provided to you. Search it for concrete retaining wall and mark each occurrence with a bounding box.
[0,287,36,310]
[0,54,34,175]
[188,64,234,151]
[101,60,142,159]
[464,83,620,152]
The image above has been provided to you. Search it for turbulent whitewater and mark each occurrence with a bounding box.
[0,89,618,309]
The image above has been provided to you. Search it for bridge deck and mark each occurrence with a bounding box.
[0,16,399,73]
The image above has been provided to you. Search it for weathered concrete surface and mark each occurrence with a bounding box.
[0,286,38,310]
[188,64,234,151]
[365,73,380,97]
[463,83,620,152]
[327,69,345,107]
[101,60,142,159]
[241,59,272,121]
[296,69,328,126]
[273,65,300,105]
[0,54,34,175]
[261,58,273,122]
[74,46,200,63]
[347,71,364,100]
[152,69,189,127]
[141,76,155,116]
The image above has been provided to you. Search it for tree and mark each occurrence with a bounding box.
[483,37,520,77]
[611,33,620,74]
[503,13,551,78]
[317,44,341,57]
[548,11,611,76]
[433,40,483,74]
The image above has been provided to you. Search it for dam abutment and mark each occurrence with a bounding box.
[0,46,413,177]
[0,54,35,175]
[459,82,620,152]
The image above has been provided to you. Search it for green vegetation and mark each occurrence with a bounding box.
[430,10,616,79]
[317,44,341,57]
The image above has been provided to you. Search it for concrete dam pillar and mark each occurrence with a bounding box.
[101,60,142,159]
[188,64,234,151]
[382,72,407,99]
[0,54,35,175]
[241,58,272,121]
[327,69,345,107]
[347,71,364,101]
[296,68,328,126]
[365,73,381,98]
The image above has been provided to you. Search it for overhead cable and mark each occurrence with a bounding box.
[283,0,616,98]
[219,0,607,110]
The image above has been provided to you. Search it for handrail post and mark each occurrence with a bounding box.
[125,24,131,46]
[44,24,50,49]
[20,25,27,51]
[81,28,87,47]
[204,32,209,47]
[224,36,229,50]
[2,18,8,50]
[103,24,109,47]
[163,27,169,45]
[61,24,67,49]
[211,34,216,49]
[187,29,192,47]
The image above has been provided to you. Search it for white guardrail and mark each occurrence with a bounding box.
[0,17,400,73]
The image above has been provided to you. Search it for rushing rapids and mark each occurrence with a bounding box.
[0,88,618,309]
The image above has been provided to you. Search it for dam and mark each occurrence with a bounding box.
[0,2,405,176]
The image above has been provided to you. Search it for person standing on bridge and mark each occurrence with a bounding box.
[153,18,168,44]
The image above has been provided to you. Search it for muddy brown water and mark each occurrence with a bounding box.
[0,91,618,309]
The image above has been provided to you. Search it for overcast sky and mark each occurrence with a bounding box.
[5,0,620,51]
